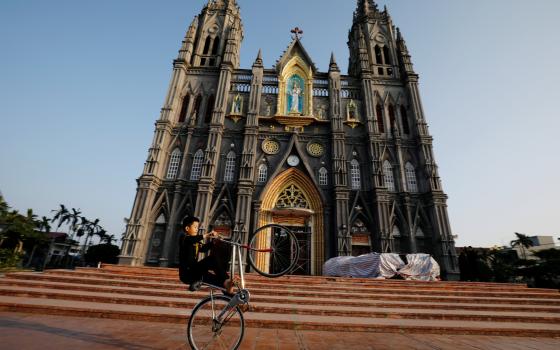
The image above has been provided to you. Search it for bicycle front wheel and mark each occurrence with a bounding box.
[247,224,299,278]
[187,295,244,350]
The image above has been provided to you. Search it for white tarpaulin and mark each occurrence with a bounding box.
[323,253,440,281]
[378,253,405,279]
[398,254,440,281]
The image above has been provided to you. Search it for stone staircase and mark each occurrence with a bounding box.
[0,264,559,337]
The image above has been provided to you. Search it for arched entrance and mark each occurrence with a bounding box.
[259,168,324,275]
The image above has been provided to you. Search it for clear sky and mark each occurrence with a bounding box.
[1,0,559,248]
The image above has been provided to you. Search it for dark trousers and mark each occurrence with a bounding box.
[181,255,229,288]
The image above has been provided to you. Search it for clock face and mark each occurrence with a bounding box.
[287,155,300,167]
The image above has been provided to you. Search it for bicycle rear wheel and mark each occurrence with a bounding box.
[247,224,299,278]
[187,295,244,350]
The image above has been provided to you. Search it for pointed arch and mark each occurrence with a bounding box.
[178,94,190,123]
[259,167,324,274]
[223,151,236,183]
[400,105,410,135]
[383,160,395,191]
[405,162,418,193]
[350,159,361,190]
[375,103,385,133]
[166,148,182,179]
[204,94,215,124]
[190,149,204,181]
[258,163,268,183]
[318,167,328,186]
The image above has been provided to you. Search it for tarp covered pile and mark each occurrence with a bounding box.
[323,253,440,281]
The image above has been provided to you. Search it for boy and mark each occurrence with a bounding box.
[178,216,234,294]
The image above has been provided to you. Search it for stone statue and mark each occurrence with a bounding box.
[290,81,301,113]
[231,94,242,114]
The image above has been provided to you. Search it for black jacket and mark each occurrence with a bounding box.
[178,234,211,284]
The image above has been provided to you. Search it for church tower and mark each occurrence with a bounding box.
[119,0,459,279]
[119,0,243,267]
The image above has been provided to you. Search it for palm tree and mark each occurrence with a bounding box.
[101,234,116,245]
[511,232,534,260]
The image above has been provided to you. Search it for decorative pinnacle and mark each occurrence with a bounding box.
[290,27,303,40]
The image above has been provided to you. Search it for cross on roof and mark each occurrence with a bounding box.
[291,27,303,40]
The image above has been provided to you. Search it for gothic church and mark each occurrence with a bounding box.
[119,0,460,279]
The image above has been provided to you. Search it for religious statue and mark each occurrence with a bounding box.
[231,94,242,115]
[290,81,302,113]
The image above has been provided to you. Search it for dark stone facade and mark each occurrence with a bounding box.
[119,0,459,279]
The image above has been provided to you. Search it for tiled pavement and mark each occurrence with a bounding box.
[1,312,559,350]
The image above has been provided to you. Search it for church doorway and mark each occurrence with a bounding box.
[258,168,324,275]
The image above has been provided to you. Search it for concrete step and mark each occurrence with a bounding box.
[89,265,532,289]
[3,272,559,306]
[1,285,559,324]
[8,271,560,302]
[1,295,559,337]
[2,278,559,314]
[61,269,559,294]
[2,266,560,338]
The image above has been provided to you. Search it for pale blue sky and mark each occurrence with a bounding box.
[1,0,559,248]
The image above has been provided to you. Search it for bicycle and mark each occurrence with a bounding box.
[187,224,299,350]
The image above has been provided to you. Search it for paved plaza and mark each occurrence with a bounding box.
[1,312,559,350]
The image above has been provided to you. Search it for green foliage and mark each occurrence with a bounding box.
[84,244,120,265]
[0,249,23,268]
[460,233,560,289]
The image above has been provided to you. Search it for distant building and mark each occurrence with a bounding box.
[513,236,558,260]
[119,0,459,279]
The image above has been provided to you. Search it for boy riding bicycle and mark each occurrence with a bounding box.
[178,216,235,295]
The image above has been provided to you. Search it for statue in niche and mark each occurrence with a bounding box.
[290,82,302,113]
[347,99,358,120]
[287,74,304,114]
[317,105,326,119]
[231,94,243,115]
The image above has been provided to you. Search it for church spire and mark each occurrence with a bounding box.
[329,52,340,72]
[356,0,379,18]
[253,49,263,67]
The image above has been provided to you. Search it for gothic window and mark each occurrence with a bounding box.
[383,160,395,192]
[392,225,401,253]
[276,184,309,209]
[166,148,182,179]
[178,94,190,123]
[400,106,410,135]
[350,159,361,190]
[205,95,215,124]
[211,36,220,55]
[258,164,267,183]
[376,104,385,133]
[388,104,396,129]
[202,36,212,55]
[190,149,204,181]
[383,46,391,65]
[193,95,202,122]
[405,162,418,193]
[374,45,383,65]
[318,167,328,186]
[224,151,236,183]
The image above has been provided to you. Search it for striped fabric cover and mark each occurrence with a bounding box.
[323,253,440,281]
[323,253,381,278]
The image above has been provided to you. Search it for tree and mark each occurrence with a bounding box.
[510,232,534,260]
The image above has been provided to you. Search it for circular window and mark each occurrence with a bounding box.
[307,142,325,157]
[262,139,280,155]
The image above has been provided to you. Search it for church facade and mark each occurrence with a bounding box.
[119,0,460,279]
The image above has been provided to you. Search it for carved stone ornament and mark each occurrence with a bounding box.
[307,142,325,157]
[262,139,280,155]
